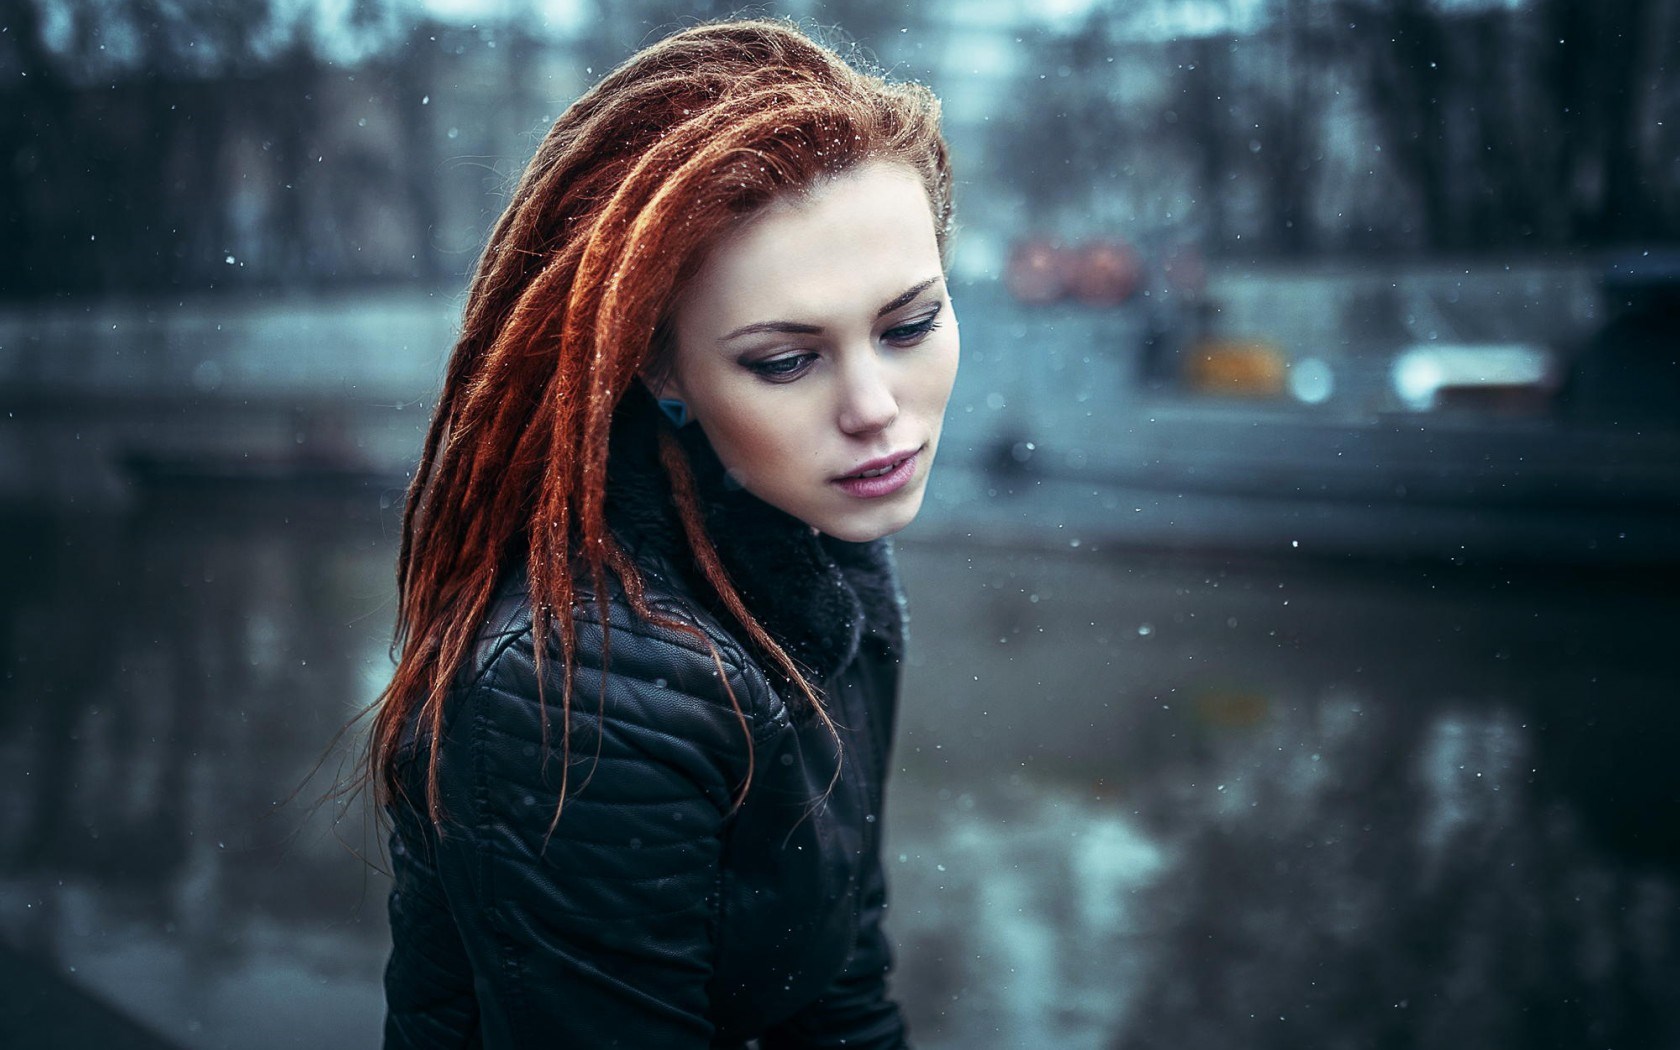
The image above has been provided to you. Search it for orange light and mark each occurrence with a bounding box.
[1184,339,1288,397]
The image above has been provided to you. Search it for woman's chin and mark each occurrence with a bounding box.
[812,490,927,544]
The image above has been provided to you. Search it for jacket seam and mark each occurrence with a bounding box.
[463,651,538,1039]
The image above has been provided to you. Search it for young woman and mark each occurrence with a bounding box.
[371,18,958,1049]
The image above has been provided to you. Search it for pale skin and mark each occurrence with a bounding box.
[657,160,961,543]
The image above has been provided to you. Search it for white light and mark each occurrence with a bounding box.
[1390,343,1555,411]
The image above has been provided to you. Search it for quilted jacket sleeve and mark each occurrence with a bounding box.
[425,610,767,1049]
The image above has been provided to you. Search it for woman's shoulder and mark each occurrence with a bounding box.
[457,559,792,746]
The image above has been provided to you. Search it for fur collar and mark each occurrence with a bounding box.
[603,385,905,694]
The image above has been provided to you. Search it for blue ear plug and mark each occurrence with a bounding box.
[658,398,692,427]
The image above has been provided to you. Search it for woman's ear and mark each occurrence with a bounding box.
[639,367,684,403]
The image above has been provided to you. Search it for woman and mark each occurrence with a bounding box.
[371,18,958,1049]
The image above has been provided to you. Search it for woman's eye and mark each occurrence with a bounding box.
[883,306,944,346]
[746,352,817,382]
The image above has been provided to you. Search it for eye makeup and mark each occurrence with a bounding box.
[883,303,944,345]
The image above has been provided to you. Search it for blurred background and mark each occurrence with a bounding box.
[2,0,1678,1046]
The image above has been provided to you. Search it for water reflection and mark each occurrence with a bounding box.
[890,547,1680,1049]
[0,487,397,1048]
[1,494,1677,1047]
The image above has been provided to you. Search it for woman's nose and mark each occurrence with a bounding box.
[836,354,898,436]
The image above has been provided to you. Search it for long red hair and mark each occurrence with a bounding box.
[368,18,955,823]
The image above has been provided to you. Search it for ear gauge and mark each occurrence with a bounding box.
[657,398,692,428]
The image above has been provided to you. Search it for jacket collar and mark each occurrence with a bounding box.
[603,385,904,690]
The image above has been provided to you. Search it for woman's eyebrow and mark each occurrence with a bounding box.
[874,275,944,318]
[719,275,944,343]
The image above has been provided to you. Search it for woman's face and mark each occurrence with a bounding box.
[662,160,960,543]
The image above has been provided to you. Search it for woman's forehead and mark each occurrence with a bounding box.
[679,162,942,331]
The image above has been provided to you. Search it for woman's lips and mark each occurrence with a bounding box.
[833,446,922,499]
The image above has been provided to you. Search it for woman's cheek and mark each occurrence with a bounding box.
[923,335,961,409]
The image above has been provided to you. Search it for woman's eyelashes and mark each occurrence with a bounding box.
[742,303,946,383]
[883,305,944,346]
[746,352,819,382]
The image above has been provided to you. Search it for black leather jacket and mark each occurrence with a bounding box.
[382,393,911,1048]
